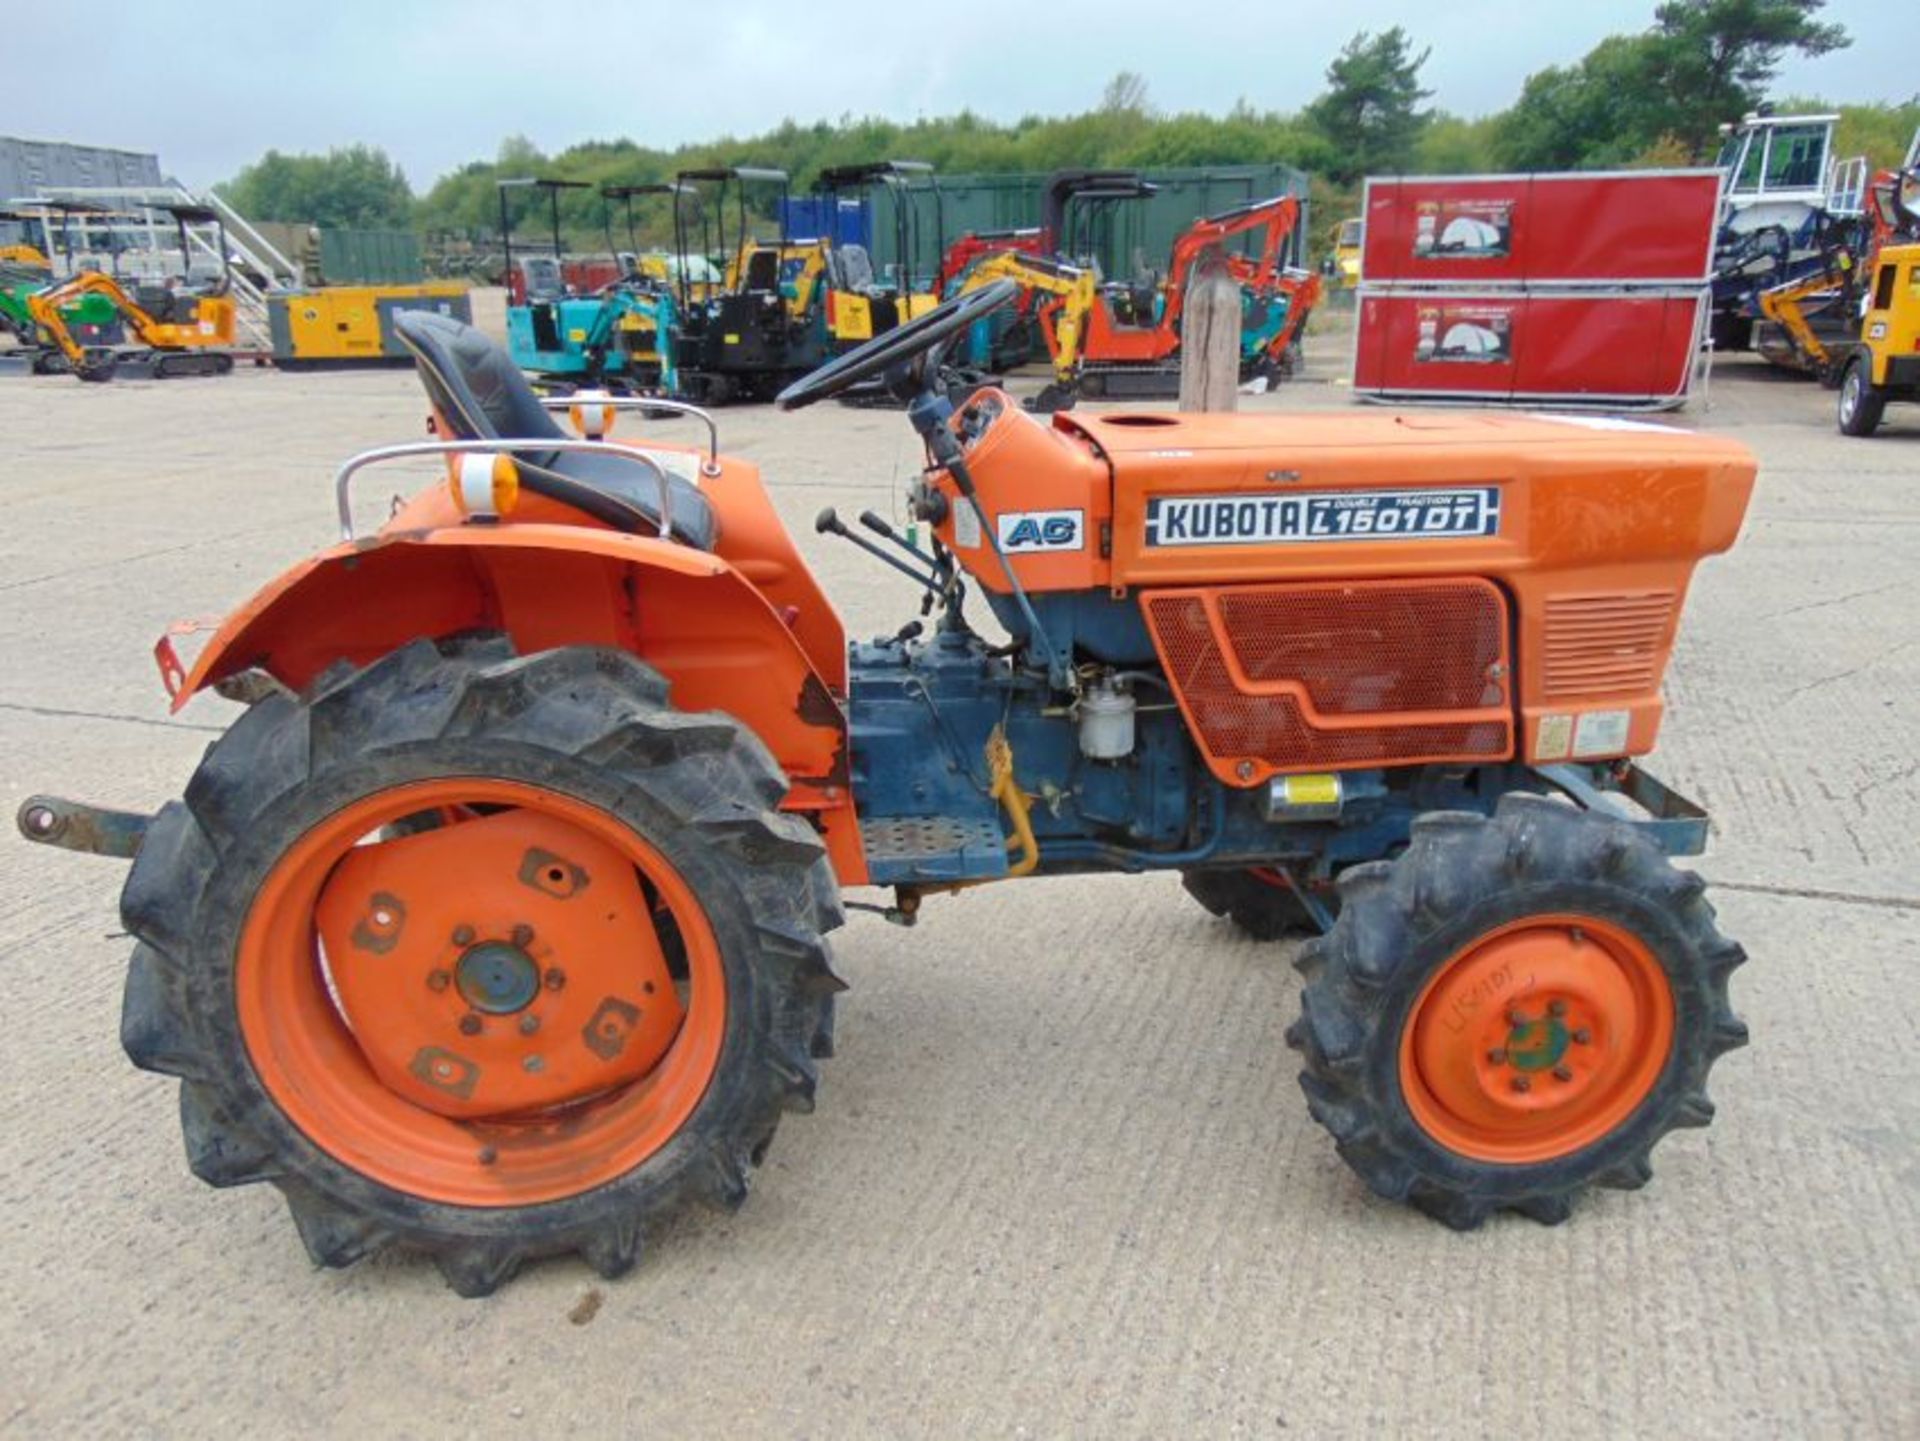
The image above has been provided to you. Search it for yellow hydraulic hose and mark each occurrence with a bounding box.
[985,726,1039,877]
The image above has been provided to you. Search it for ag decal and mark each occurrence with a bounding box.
[998,508,1085,553]
[1144,488,1500,547]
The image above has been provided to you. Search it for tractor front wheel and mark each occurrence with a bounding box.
[119,636,843,1294]
[1288,795,1746,1228]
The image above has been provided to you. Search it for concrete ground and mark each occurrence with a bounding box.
[0,299,1914,1438]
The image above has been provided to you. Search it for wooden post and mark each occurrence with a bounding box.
[1179,245,1241,412]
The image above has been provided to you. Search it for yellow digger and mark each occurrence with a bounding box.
[26,203,237,381]
[957,250,1098,410]
[0,238,50,269]
[29,268,236,381]
[1759,128,1920,383]
[1836,242,1920,436]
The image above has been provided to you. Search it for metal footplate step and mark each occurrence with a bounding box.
[861,814,1010,887]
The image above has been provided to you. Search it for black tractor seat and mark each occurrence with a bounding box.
[392,309,718,550]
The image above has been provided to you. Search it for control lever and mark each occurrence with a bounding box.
[864,508,951,619]
[815,508,941,593]
[858,509,935,565]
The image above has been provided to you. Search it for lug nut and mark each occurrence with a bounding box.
[1571,1027,1592,1045]
[1547,999,1568,1018]
[452,924,476,947]
[1508,1008,1531,1027]
[522,1055,544,1073]
[1511,1075,1532,1094]
[426,969,451,992]
[477,1145,497,1166]
[1552,1064,1575,1082]
[518,1013,540,1036]
[511,924,535,948]
[458,1013,482,1036]
[1486,1047,1508,1065]
[543,967,566,991]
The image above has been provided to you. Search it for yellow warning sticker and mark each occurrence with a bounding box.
[1283,773,1341,807]
[723,333,741,345]
[1536,713,1573,761]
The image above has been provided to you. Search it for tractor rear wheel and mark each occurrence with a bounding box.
[119,636,843,1294]
[1287,795,1746,1229]
[1181,867,1333,940]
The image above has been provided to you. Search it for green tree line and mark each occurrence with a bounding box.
[218,1,1913,251]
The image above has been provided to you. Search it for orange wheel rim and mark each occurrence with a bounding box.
[1398,914,1673,1164]
[237,778,726,1207]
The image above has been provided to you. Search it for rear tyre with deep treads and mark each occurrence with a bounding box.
[1181,867,1331,941]
[119,635,844,1295]
[1287,794,1746,1229]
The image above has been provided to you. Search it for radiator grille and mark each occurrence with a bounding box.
[1541,591,1676,700]
[1145,580,1513,781]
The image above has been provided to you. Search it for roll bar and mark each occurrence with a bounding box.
[333,437,678,543]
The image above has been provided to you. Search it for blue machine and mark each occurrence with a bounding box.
[500,177,684,393]
[506,284,679,394]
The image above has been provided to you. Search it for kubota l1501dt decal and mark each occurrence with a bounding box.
[1143,488,1501,546]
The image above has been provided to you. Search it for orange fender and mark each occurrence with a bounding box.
[166,523,869,885]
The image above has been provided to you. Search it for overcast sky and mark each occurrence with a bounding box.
[9,0,1913,191]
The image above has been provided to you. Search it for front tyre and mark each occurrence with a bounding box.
[1287,795,1746,1229]
[1837,357,1886,437]
[120,637,844,1295]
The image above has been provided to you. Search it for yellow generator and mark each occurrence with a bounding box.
[269,283,472,368]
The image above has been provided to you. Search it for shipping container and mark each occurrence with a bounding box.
[859,163,1309,285]
[317,229,426,286]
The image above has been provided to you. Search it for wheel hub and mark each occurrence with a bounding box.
[456,942,540,1014]
[312,807,685,1120]
[1502,1012,1571,1073]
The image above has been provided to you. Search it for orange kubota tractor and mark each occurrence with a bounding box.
[20,283,1755,1295]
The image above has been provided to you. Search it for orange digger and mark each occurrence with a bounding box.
[1042,191,1319,397]
[21,282,1754,1294]
[968,192,1321,408]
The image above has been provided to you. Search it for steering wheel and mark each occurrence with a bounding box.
[775,279,1019,411]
